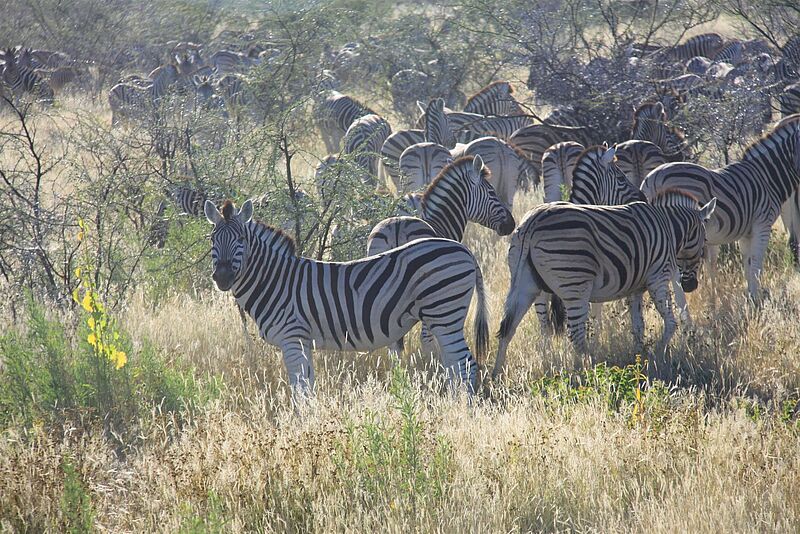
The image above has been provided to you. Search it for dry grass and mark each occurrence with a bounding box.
[2,81,800,533]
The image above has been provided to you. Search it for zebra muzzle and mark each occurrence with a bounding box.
[212,264,235,291]
[680,274,698,293]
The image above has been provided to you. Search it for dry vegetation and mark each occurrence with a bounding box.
[2,0,800,532]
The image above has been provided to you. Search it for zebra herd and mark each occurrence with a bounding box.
[200,29,800,400]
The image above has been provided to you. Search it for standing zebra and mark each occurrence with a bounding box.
[366,155,514,354]
[541,141,584,202]
[315,91,376,153]
[463,81,524,116]
[451,136,539,208]
[493,191,716,378]
[398,142,452,192]
[205,199,489,396]
[0,48,53,104]
[631,101,688,161]
[668,33,724,61]
[613,140,666,187]
[341,113,392,187]
[508,124,576,181]
[108,83,155,125]
[640,114,800,302]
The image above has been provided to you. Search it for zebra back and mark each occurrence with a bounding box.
[613,140,666,188]
[669,33,724,61]
[569,145,647,205]
[464,81,523,116]
[398,142,452,192]
[342,114,392,185]
[424,97,455,148]
[541,141,584,202]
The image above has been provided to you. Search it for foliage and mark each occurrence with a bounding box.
[60,457,95,534]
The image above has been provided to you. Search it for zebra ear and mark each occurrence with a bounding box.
[238,199,254,223]
[204,200,222,225]
[699,197,717,222]
[601,146,616,166]
[471,155,485,183]
[655,101,665,117]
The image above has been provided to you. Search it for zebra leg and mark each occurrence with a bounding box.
[419,324,439,361]
[628,293,645,354]
[534,293,553,335]
[589,302,604,337]
[280,339,315,403]
[741,226,771,303]
[649,282,677,378]
[494,279,540,379]
[424,319,476,394]
[564,297,592,357]
[672,276,693,327]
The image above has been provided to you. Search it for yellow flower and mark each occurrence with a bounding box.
[81,292,93,312]
[77,230,84,242]
[72,289,79,304]
[74,267,81,279]
[87,333,97,346]
[114,350,127,369]
[87,317,95,330]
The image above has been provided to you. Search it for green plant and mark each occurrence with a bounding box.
[60,458,94,533]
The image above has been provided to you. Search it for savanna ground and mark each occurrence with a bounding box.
[2,1,800,532]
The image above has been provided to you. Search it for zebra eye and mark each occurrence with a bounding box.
[237,236,245,244]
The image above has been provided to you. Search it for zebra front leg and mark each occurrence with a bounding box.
[628,293,645,355]
[671,276,693,327]
[649,282,677,378]
[280,339,315,404]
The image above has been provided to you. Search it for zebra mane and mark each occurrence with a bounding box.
[575,145,617,166]
[742,116,800,162]
[421,156,492,205]
[221,200,236,221]
[249,218,297,257]
[503,138,535,163]
[650,188,699,208]
[466,81,512,104]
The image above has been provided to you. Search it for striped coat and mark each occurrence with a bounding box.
[205,200,489,395]
[494,193,716,378]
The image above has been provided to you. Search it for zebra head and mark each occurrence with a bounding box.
[632,101,667,143]
[205,199,253,291]
[464,155,516,235]
[677,197,717,292]
[570,145,646,205]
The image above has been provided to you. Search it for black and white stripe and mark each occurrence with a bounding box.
[494,192,716,377]
[315,91,376,153]
[613,140,667,188]
[205,199,489,395]
[631,101,688,161]
[779,83,800,117]
[341,114,392,187]
[641,114,800,300]
[463,81,524,116]
[541,141,584,202]
[398,142,452,192]
[668,33,724,61]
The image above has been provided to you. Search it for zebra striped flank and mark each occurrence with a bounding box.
[541,141,584,202]
[464,81,523,116]
[398,142,452,193]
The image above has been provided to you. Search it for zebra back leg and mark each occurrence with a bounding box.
[564,294,592,356]
[740,225,771,303]
[534,293,553,335]
[494,267,541,379]
[280,338,315,403]
[420,315,475,394]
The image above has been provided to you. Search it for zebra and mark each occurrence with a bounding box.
[613,140,667,187]
[653,73,705,99]
[713,40,745,65]
[457,114,532,142]
[640,114,800,302]
[108,82,157,125]
[208,49,254,73]
[314,91,376,153]
[463,81,524,116]
[631,101,688,161]
[668,33,724,61]
[493,191,717,378]
[508,124,576,181]
[37,65,81,95]
[380,129,426,190]
[366,155,514,355]
[205,199,489,397]
[0,48,54,104]
[538,145,648,333]
[424,97,456,149]
[685,56,712,75]
[398,142,452,192]
[169,185,208,216]
[779,83,800,117]
[451,136,539,208]
[341,113,392,187]
[541,141,585,202]
[146,64,180,101]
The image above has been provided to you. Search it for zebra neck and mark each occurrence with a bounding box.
[662,207,693,251]
[230,224,299,301]
[421,187,467,241]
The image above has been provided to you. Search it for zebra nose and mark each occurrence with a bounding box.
[680,274,698,293]
[212,263,234,290]
[499,213,516,236]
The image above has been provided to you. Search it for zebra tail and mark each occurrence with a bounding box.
[549,294,567,334]
[497,229,529,340]
[473,261,489,366]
